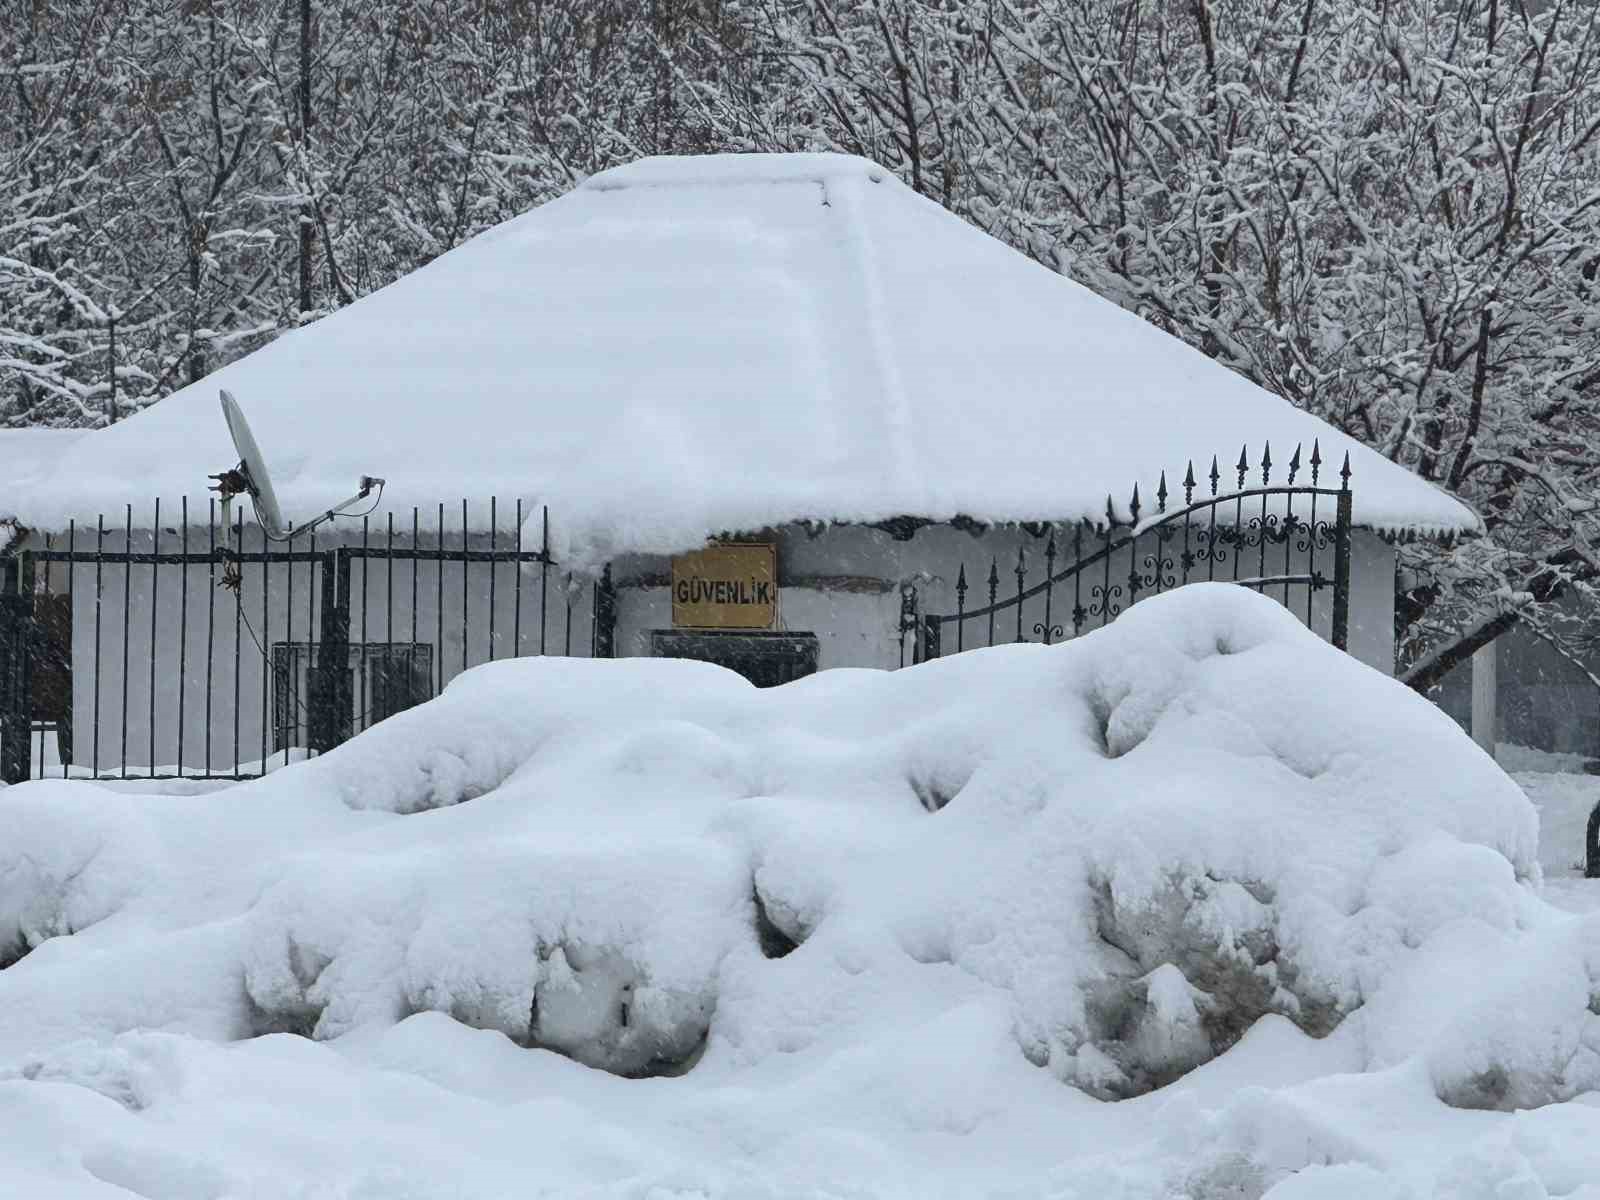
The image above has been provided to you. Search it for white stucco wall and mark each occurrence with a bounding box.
[610,522,1396,675]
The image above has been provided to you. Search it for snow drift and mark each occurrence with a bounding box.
[2,585,1598,1197]
[2,584,1589,1113]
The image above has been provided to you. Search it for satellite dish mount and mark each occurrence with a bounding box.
[209,389,384,542]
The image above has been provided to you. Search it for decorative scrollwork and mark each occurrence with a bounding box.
[1089,583,1124,621]
[1195,524,1230,568]
[1142,550,1177,591]
[1295,517,1336,555]
[1033,621,1066,643]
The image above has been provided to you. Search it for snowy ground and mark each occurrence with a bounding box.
[1504,748,1600,917]
[1,586,1596,1199]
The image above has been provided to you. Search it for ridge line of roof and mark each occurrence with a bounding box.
[832,170,921,505]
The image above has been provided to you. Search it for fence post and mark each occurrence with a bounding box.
[920,613,941,663]
[899,584,918,667]
[1587,799,1599,879]
[0,553,32,783]
[1330,487,1353,652]
[592,564,615,659]
[310,549,352,753]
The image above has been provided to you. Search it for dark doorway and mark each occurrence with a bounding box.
[650,631,819,688]
[32,593,72,762]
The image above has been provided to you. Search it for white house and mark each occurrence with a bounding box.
[0,153,1478,779]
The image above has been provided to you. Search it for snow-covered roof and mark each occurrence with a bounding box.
[10,153,1478,560]
[0,428,88,509]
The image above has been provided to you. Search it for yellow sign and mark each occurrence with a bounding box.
[672,543,777,629]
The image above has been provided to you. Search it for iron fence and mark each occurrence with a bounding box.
[914,443,1353,661]
[0,501,613,783]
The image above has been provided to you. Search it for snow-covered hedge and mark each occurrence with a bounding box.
[1,585,1594,1113]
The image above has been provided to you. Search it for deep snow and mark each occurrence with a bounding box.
[0,585,1594,1198]
[10,155,1476,563]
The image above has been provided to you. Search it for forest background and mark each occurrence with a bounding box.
[7,0,1600,673]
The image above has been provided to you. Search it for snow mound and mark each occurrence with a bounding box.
[0,586,1589,1121]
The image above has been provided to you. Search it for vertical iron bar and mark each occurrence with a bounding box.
[1331,486,1353,651]
[385,513,395,724]
[232,509,242,776]
[1072,525,1085,637]
[259,521,269,772]
[178,502,187,776]
[956,563,966,652]
[337,550,353,744]
[541,507,550,656]
[1258,487,1269,583]
[436,503,444,696]
[359,515,369,732]
[120,504,131,778]
[921,613,940,662]
[36,536,49,778]
[460,499,468,676]
[514,499,523,657]
[1283,488,1295,609]
[1233,486,1246,584]
[312,551,336,753]
[1101,517,1113,629]
[65,520,74,777]
[1015,547,1026,642]
[205,501,215,778]
[0,554,25,784]
[1042,534,1056,644]
[488,498,497,662]
[306,527,318,753]
[1181,503,1192,589]
[93,514,103,777]
[149,500,158,774]
[1307,488,1319,628]
[286,527,295,756]
[1206,496,1218,583]
[411,508,419,693]
[986,559,997,647]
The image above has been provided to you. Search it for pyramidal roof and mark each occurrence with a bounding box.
[13,153,1478,563]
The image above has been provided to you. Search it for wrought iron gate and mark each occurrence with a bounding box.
[0,501,614,784]
[917,443,1353,661]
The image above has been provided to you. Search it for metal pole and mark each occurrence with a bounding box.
[1330,480,1353,652]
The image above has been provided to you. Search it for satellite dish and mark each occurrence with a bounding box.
[219,389,288,537]
[210,389,384,541]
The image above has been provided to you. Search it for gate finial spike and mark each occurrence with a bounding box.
[1130,482,1141,523]
[1340,451,1352,490]
[1184,460,1197,505]
[1288,443,1302,485]
[987,557,1000,602]
[1261,442,1272,485]
[1209,455,1220,496]
[957,562,967,598]
[1156,471,1168,513]
[1310,439,1322,486]
[1045,530,1057,564]
[1236,444,1249,489]
[1106,494,1117,528]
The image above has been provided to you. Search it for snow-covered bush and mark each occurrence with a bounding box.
[0,585,1591,1116]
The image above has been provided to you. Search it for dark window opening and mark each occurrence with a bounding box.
[650,631,819,688]
[272,641,434,750]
